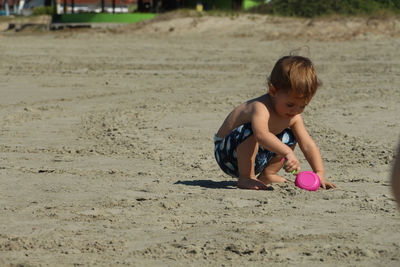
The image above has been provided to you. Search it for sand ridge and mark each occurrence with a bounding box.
[123,12,400,41]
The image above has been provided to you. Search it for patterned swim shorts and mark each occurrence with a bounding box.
[214,122,296,178]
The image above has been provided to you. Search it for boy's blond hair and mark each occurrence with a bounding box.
[268,56,321,102]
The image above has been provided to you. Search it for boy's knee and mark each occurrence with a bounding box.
[237,135,258,153]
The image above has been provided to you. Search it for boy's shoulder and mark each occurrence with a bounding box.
[249,94,272,113]
[248,94,270,107]
[289,114,304,128]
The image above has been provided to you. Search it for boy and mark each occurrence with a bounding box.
[214,55,336,190]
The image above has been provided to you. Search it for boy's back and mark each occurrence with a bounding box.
[216,94,298,138]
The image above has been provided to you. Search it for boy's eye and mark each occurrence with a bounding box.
[287,103,294,107]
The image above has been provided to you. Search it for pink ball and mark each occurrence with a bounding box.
[295,171,320,191]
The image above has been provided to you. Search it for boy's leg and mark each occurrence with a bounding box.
[236,135,270,190]
[257,144,296,185]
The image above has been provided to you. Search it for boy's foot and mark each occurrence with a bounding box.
[258,173,286,185]
[237,177,272,190]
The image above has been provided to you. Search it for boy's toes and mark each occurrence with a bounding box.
[237,178,271,190]
[258,183,274,190]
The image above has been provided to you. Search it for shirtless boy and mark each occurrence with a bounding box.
[213,55,336,190]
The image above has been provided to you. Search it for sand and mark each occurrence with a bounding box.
[0,13,400,266]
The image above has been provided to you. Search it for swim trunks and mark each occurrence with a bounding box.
[214,122,296,178]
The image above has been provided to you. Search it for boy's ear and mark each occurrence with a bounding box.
[269,84,277,97]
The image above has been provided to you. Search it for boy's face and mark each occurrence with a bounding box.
[270,87,309,119]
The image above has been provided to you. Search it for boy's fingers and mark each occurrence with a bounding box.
[322,182,336,190]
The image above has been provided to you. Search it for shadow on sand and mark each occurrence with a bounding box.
[174,179,237,189]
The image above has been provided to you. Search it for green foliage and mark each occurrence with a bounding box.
[32,6,54,16]
[250,0,400,17]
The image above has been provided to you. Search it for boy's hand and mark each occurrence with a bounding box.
[320,180,336,189]
[283,152,300,174]
[317,173,337,190]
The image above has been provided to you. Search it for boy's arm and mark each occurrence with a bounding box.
[251,103,300,173]
[291,115,336,189]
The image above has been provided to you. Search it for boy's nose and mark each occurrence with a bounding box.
[293,106,304,114]
[290,107,300,115]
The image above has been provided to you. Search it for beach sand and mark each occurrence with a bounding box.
[0,13,399,266]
